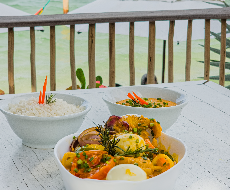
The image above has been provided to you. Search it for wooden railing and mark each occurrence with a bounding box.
[1,7,230,94]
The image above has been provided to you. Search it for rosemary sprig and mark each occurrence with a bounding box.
[95,125,120,156]
[46,93,56,104]
[116,145,159,158]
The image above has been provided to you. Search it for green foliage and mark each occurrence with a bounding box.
[96,76,103,85]
[76,68,86,89]
[76,68,103,89]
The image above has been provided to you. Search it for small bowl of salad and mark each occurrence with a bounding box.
[102,86,188,131]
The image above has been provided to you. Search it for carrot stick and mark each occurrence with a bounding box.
[127,93,135,101]
[42,85,45,104]
[41,76,47,103]
[145,139,155,149]
[158,157,167,167]
[132,91,148,105]
[39,91,42,104]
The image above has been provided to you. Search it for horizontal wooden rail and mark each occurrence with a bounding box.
[1,7,230,28]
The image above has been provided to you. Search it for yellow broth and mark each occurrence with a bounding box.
[116,98,176,108]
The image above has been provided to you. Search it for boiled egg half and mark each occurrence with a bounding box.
[106,164,147,181]
[115,134,145,153]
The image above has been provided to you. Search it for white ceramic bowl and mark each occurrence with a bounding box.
[54,130,187,190]
[0,92,91,148]
[102,86,188,131]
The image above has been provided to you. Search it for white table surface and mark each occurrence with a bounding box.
[0,80,230,190]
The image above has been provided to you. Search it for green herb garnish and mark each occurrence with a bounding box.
[95,125,120,156]
[86,168,91,172]
[77,159,83,165]
[76,153,80,158]
[160,150,174,161]
[117,146,159,158]
[150,123,154,127]
[46,93,56,104]
[74,168,78,173]
[89,157,94,162]
[83,163,89,168]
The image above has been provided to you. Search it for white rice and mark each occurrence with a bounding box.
[8,97,85,117]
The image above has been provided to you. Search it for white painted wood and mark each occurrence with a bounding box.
[0,81,230,190]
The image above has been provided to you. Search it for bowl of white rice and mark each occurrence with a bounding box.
[0,92,91,148]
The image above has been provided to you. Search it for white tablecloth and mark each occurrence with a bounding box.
[0,80,230,190]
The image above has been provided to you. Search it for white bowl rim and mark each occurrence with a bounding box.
[54,130,187,184]
[102,86,188,110]
[0,92,91,121]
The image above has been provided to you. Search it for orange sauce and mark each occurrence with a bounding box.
[116,98,176,108]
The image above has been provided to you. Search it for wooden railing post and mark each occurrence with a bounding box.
[219,19,226,86]
[109,23,115,87]
[147,21,155,84]
[70,25,77,90]
[8,28,15,94]
[185,20,192,81]
[129,22,135,86]
[88,24,96,89]
[30,27,37,92]
[204,19,210,81]
[168,21,174,83]
[162,40,166,83]
[50,26,56,91]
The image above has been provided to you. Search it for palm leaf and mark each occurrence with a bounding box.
[200,45,230,59]
[198,60,230,70]
[210,31,230,48]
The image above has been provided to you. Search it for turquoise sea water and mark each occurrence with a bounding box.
[0,0,229,94]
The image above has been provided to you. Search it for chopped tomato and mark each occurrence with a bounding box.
[70,150,115,180]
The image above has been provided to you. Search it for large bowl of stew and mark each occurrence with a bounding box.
[102,86,188,131]
[54,114,187,190]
